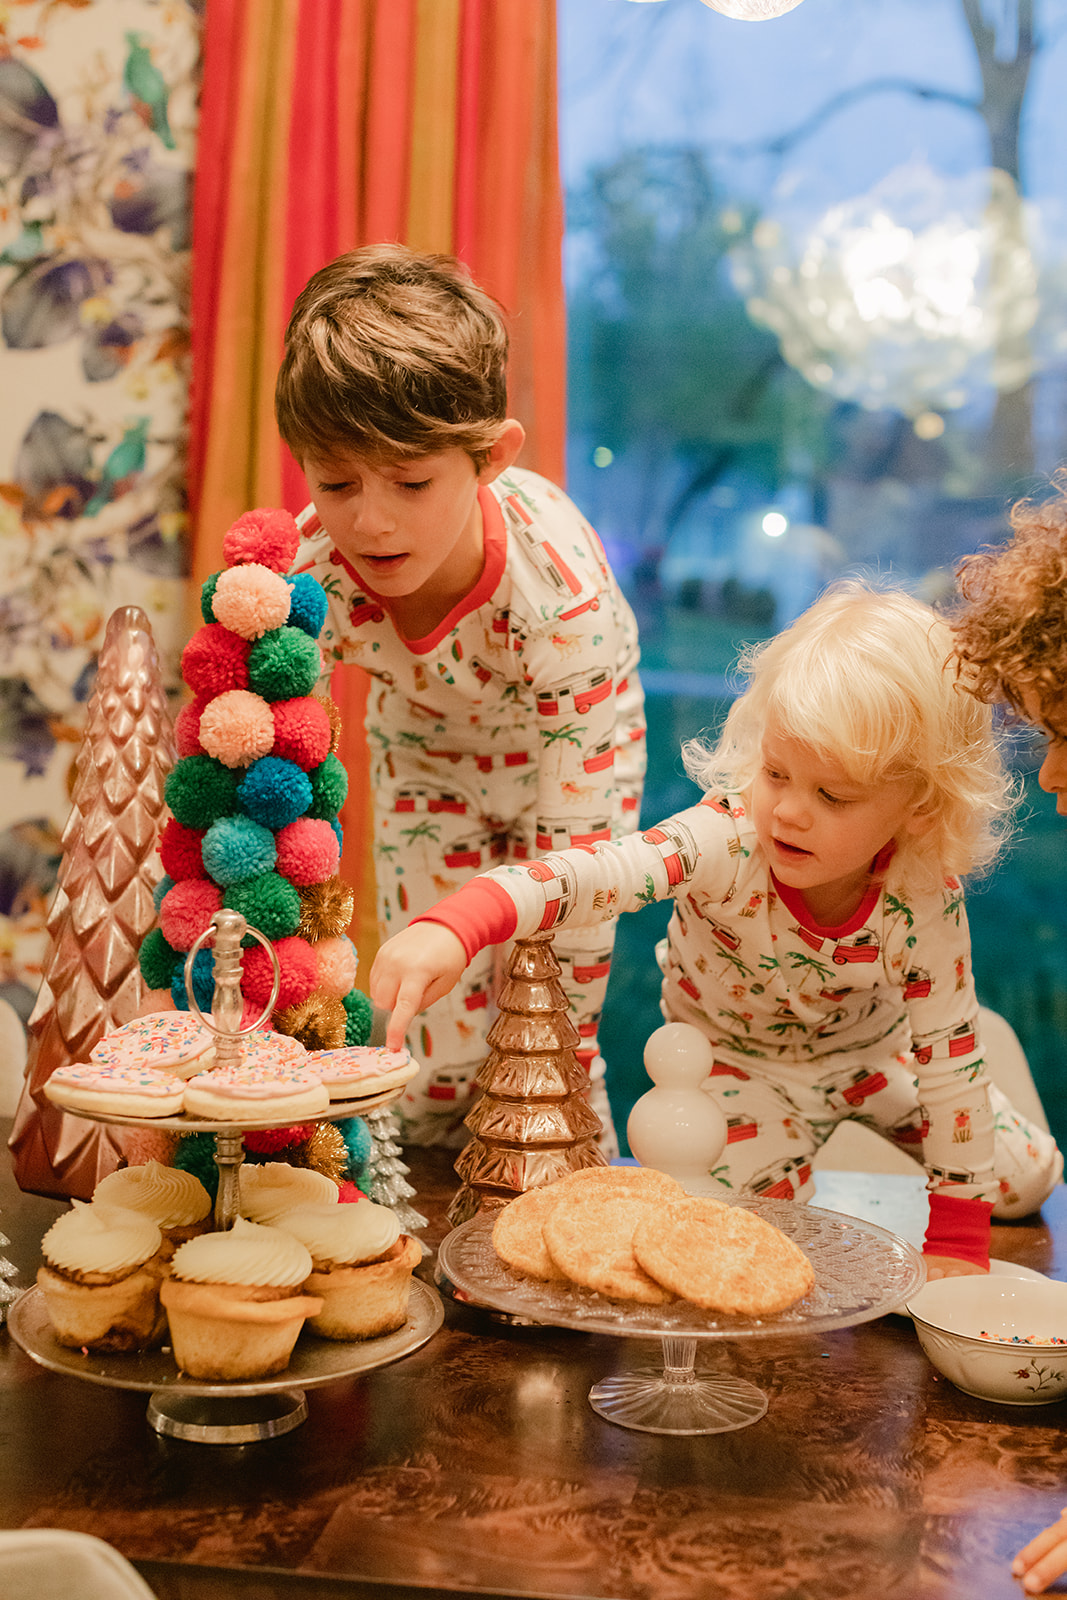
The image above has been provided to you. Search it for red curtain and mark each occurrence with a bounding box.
[188,0,566,982]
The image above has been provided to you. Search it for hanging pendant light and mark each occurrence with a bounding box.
[699,0,805,17]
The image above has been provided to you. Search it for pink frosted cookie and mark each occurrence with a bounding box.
[90,1012,216,1079]
[182,1062,329,1123]
[44,1061,187,1118]
[305,1045,420,1101]
[240,1029,308,1064]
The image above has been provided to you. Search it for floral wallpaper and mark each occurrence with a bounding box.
[0,0,199,1024]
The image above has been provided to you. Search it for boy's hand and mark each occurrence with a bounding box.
[922,1255,988,1281]
[1013,1509,1067,1594]
[370,924,469,1050]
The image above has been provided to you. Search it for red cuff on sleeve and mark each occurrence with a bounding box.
[923,1192,994,1269]
[413,879,519,964]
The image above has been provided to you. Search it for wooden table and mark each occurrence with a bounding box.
[3,1142,1067,1600]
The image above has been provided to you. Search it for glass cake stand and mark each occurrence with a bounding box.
[436,1199,925,1435]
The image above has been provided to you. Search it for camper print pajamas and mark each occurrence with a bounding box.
[293,467,646,1140]
[422,793,1061,1252]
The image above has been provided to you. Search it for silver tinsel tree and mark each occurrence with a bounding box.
[361,1105,427,1238]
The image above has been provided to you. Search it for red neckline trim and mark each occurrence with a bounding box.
[332,486,506,655]
[771,841,895,939]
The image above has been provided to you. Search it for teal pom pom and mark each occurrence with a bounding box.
[202,815,277,885]
[224,872,302,941]
[200,572,221,624]
[337,1115,372,1176]
[247,626,320,701]
[173,1133,220,1200]
[342,986,373,1046]
[173,946,214,1012]
[165,755,240,830]
[286,572,329,638]
[238,756,312,829]
[139,927,178,990]
[152,874,175,912]
[307,753,348,819]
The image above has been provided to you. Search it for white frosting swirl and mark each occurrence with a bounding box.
[42,1200,162,1276]
[93,1161,211,1228]
[274,1200,401,1267]
[170,1215,312,1288]
[238,1162,339,1224]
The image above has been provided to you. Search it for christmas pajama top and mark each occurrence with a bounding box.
[418,791,1042,1261]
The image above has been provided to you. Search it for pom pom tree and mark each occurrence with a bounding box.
[146,509,372,1057]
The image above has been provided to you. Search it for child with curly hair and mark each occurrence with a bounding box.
[953,485,1067,1596]
[372,580,1062,1276]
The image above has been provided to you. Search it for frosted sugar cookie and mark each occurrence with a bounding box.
[543,1191,675,1305]
[182,1062,329,1123]
[305,1044,419,1101]
[44,1061,186,1118]
[632,1197,815,1316]
[90,1012,216,1078]
[240,1028,308,1064]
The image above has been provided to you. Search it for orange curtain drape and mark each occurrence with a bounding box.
[188,0,566,984]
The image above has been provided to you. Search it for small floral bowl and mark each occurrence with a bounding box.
[905,1275,1067,1405]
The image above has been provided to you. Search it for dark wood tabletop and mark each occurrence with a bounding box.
[2,1137,1067,1600]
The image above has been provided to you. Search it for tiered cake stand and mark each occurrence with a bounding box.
[9,912,444,1444]
[437,1198,925,1435]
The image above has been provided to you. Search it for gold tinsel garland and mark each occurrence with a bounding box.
[298,875,355,941]
[290,1122,348,1184]
[275,991,347,1050]
[316,693,343,755]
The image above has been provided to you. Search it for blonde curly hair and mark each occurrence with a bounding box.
[953,480,1067,723]
[683,580,1016,887]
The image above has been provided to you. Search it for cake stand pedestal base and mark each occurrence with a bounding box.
[587,1336,768,1434]
[146,1388,308,1444]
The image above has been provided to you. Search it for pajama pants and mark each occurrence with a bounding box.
[687,1019,1062,1215]
[373,733,645,1147]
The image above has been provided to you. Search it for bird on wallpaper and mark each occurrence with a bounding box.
[83,418,149,517]
[123,32,176,151]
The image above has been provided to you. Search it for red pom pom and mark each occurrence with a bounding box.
[274,818,340,886]
[159,878,222,951]
[159,819,208,880]
[271,697,332,770]
[181,624,251,697]
[241,935,318,1010]
[174,694,211,759]
[223,508,301,573]
[243,1125,314,1154]
[338,1180,369,1204]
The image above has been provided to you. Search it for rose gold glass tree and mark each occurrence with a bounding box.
[448,933,606,1227]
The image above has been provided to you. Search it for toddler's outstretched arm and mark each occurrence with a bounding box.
[1013,1510,1067,1593]
[370,923,469,1049]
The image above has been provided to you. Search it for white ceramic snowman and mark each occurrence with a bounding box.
[626,1022,728,1196]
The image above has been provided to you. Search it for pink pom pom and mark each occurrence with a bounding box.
[138,991,177,1014]
[223,509,301,572]
[338,1181,369,1203]
[212,565,293,640]
[198,689,275,768]
[271,697,332,769]
[242,936,318,1010]
[274,818,340,886]
[181,625,250,697]
[314,937,357,997]
[175,695,210,758]
[159,879,223,951]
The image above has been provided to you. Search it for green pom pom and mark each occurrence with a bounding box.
[200,571,220,624]
[224,873,302,941]
[343,986,373,1046]
[307,752,349,819]
[247,627,321,701]
[140,927,179,990]
[165,755,240,830]
[173,1133,220,1200]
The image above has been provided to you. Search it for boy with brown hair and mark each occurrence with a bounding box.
[277,243,646,1146]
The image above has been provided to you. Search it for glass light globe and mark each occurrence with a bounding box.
[699,0,805,17]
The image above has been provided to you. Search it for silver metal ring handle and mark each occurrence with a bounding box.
[183,914,281,1038]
